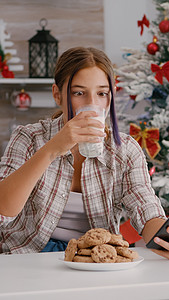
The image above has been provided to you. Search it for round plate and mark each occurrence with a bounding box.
[58,256,144,271]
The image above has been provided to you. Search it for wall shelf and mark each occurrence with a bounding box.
[0,78,54,84]
[0,78,56,108]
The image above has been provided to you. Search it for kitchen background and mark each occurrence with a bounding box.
[0,0,155,157]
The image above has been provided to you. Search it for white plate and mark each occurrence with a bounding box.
[58,256,144,271]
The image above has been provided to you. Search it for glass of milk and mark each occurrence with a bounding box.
[76,105,105,158]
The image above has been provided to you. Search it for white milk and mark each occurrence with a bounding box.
[76,106,105,158]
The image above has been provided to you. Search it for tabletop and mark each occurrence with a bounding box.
[0,247,168,300]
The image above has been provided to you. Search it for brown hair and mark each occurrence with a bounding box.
[52,47,121,145]
[54,47,114,91]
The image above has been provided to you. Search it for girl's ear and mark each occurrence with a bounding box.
[52,84,61,106]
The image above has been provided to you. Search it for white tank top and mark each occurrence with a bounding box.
[51,191,90,242]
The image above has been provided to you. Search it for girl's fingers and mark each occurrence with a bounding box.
[154,237,169,251]
[78,119,104,129]
[151,233,169,259]
[59,113,106,151]
[73,114,105,129]
[73,127,106,138]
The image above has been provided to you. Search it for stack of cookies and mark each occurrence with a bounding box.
[64,228,139,263]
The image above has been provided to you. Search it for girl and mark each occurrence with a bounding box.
[0,47,168,257]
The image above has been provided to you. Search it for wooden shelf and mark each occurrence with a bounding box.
[0,78,54,84]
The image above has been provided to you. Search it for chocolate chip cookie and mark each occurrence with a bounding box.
[64,239,77,261]
[85,228,111,246]
[91,244,117,263]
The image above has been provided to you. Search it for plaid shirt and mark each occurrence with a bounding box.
[0,114,166,254]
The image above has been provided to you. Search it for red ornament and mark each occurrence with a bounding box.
[1,66,14,78]
[147,42,159,55]
[159,19,169,33]
[149,166,156,176]
[13,89,31,111]
[130,95,137,100]
[115,76,122,92]
[3,65,8,71]
[0,48,15,78]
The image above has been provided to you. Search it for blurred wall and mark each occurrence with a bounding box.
[0,0,104,76]
[0,0,158,73]
[104,0,157,67]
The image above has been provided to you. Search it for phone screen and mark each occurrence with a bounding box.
[146,218,169,250]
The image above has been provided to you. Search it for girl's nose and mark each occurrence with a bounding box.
[86,93,97,105]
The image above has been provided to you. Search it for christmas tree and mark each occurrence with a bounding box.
[115,0,169,215]
[0,19,24,77]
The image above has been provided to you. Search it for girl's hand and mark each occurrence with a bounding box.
[48,111,105,159]
[151,227,169,259]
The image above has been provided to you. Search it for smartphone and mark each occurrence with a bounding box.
[146,218,169,250]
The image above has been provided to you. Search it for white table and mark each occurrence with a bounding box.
[0,247,168,300]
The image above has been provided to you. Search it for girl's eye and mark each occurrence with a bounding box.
[73,91,84,96]
[98,92,109,97]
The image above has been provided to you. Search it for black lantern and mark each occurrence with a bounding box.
[28,18,59,78]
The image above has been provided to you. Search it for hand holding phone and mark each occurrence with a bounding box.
[146,218,169,250]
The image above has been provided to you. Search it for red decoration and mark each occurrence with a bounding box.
[0,50,14,78]
[159,19,169,33]
[149,166,156,176]
[13,89,31,111]
[1,65,14,78]
[151,61,169,84]
[147,42,159,55]
[120,219,142,244]
[130,123,161,159]
[0,56,6,70]
[153,36,158,43]
[137,14,150,35]
[130,95,137,100]
[115,76,122,92]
